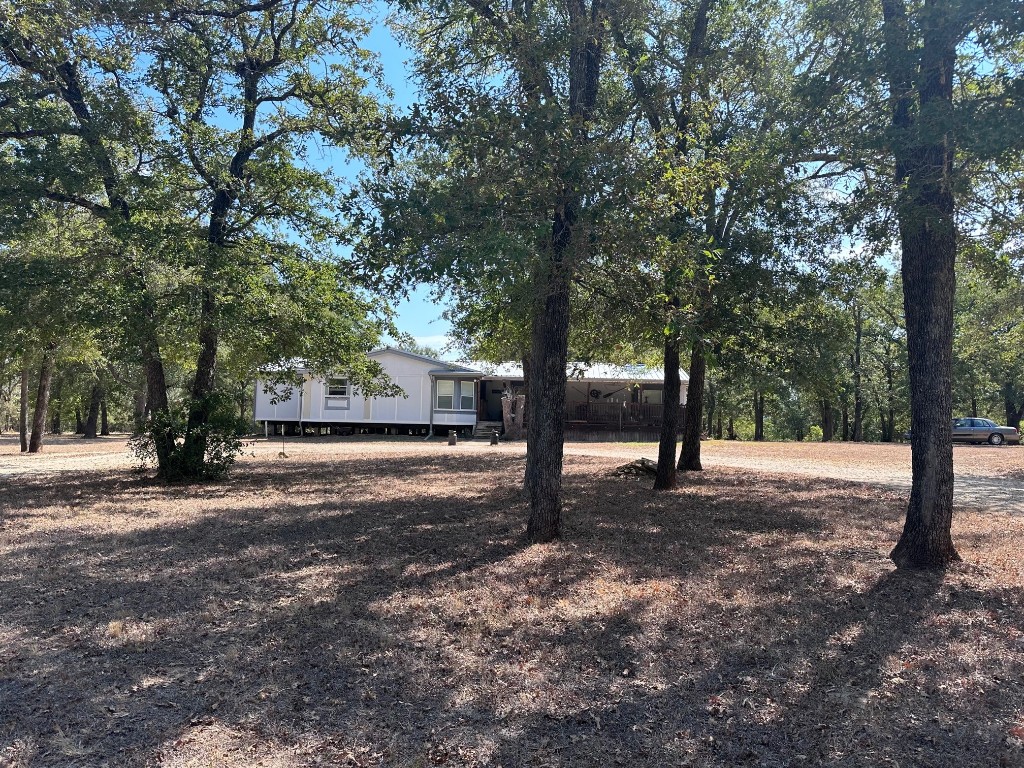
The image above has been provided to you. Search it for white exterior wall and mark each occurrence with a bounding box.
[254,381,302,421]
[254,350,478,428]
[302,377,315,419]
[254,350,684,429]
[432,406,477,427]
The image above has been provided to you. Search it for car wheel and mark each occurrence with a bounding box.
[989,433,1004,446]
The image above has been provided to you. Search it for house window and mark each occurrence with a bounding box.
[435,380,475,411]
[324,377,351,410]
[643,388,663,405]
[436,379,455,410]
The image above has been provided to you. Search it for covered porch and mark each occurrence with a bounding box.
[564,400,686,429]
[563,379,685,440]
[472,361,689,440]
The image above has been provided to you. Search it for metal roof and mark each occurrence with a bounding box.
[259,351,684,383]
[428,368,481,377]
[370,347,478,372]
[460,361,688,383]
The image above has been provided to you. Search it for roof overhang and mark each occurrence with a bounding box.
[429,369,482,378]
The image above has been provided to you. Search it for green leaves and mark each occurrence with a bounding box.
[1,1,396,476]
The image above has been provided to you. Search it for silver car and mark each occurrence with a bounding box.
[952,417,1020,445]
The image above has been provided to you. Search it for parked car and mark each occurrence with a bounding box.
[903,418,1021,445]
[952,417,1020,445]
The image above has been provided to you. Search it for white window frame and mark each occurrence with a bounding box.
[436,379,455,410]
[460,382,475,411]
[324,377,350,410]
[435,379,476,411]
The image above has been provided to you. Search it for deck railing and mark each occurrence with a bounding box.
[564,401,684,428]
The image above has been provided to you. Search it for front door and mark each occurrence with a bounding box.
[480,381,505,421]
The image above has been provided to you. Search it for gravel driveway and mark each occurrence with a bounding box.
[562,440,1024,515]
[679,447,1024,516]
[4,434,1022,515]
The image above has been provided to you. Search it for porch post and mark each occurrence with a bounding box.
[426,375,435,439]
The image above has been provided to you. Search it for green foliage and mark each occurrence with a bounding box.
[1,0,394,475]
[953,254,1024,420]
[129,393,248,481]
[392,335,444,360]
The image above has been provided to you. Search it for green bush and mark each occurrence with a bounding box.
[129,394,246,480]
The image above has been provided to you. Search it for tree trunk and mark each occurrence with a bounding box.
[883,0,959,569]
[874,393,886,442]
[753,391,765,441]
[50,376,63,434]
[841,399,850,441]
[75,407,84,434]
[520,354,531,433]
[501,356,529,443]
[83,384,102,439]
[653,329,681,489]
[678,340,706,471]
[6,48,173,471]
[626,0,708,489]
[523,0,604,540]
[1003,383,1022,429]
[715,412,722,440]
[852,306,864,441]
[705,383,716,437]
[524,241,572,542]
[19,363,29,452]
[28,349,55,453]
[727,416,735,440]
[821,399,835,442]
[100,398,109,435]
[143,338,175,475]
[179,287,220,474]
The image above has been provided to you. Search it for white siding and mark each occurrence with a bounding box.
[254,382,301,421]
[433,411,477,427]
[301,377,314,419]
[254,349,478,428]
[394,375,425,422]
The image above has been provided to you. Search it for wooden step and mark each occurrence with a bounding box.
[473,421,503,438]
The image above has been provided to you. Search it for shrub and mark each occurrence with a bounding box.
[129,394,247,480]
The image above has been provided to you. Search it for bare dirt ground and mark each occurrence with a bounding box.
[4,435,1023,514]
[1,435,1023,767]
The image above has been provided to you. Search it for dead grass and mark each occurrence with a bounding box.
[692,438,1024,481]
[1,440,1023,767]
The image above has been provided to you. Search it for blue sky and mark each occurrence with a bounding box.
[360,9,454,354]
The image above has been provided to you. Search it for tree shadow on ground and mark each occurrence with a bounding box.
[1,451,1021,767]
